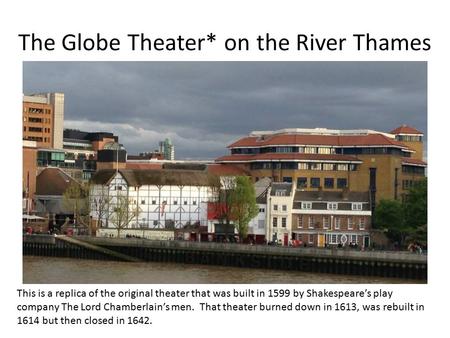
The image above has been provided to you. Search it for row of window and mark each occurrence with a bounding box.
[232,146,337,155]
[123,197,200,206]
[250,162,357,171]
[24,126,51,133]
[295,233,359,245]
[297,177,348,189]
[272,217,287,228]
[273,204,288,212]
[395,135,422,142]
[25,136,48,143]
[402,166,425,175]
[25,108,51,114]
[300,202,363,211]
[326,233,360,245]
[296,216,366,230]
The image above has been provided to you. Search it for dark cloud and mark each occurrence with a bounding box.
[23,61,427,159]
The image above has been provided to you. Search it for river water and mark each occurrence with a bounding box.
[23,256,422,284]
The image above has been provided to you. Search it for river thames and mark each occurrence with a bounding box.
[23,256,423,284]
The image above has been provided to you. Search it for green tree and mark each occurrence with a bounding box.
[403,178,427,228]
[403,178,427,243]
[374,199,410,246]
[109,195,140,238]
[63,181,89,227]
[229,176,259,240]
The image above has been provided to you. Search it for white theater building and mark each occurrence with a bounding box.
[90,169,219,239]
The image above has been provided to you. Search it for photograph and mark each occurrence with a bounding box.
[22,61,427,284]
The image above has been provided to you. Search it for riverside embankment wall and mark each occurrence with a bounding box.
[23,235,427,280]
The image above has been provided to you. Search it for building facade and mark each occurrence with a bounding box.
[266,182,294,246]
[23,93,64,149]
[23,140,37,212]
[89,169,219,238]
[216,126,426,203]
[291,190,372,248]
[159,138,175,160]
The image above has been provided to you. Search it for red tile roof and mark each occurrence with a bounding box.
[216,153,362,163]
[390,125,423,135]
[228,133,410,149]
[401,158,427,166]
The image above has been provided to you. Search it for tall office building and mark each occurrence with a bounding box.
[159,138,175,160]
[23,93,65,149]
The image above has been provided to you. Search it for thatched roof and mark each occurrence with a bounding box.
[91,169,220,187]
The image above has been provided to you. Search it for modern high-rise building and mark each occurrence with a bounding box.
[216,126,426,204]
[23,93,65,149]
[159,138,175,160]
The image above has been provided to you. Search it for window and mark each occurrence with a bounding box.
[337,164,348,171]
[301,202,312,209]
[298,216,303,228]
[283,177,292,183]
[350,234,358,244]
[305,147,317,154]
[308,216,314,229]
[259,208,265,213]
[327,202,338,210]
[359,218,365,230]
[329,234,338,244]
[299,163,308,170]
[272,217,278,227]
[323,217,330,229]
[309,163,321,170]
[335,217,341,230]
[322,163,335,171]
[173,200,178,205]
[273,204,278,211]
[153,220,158,226]
[275,190,286,196]
[352,203,363,211]
[308,234,314,244]
[282,205,287,212]
[184,200,188,205]
[337,178,348,188]
[281,217,287,227]
[324,178,334,189]
[141,199,145,204]
[193,200,197,205]
[318,147,332,154]
[310,177,320,188]
[348,218,354,230]
[258,220,264,229]
[297,177,307,188]
[152,199,156,205]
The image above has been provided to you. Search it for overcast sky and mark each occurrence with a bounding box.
[23,62,427,159]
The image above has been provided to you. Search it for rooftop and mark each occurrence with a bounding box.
[227,133,411,150]
[91,169,220,187]
[294,190,370,202]
[390,125,423,135]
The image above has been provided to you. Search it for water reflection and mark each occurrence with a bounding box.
[23,256,422,284]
